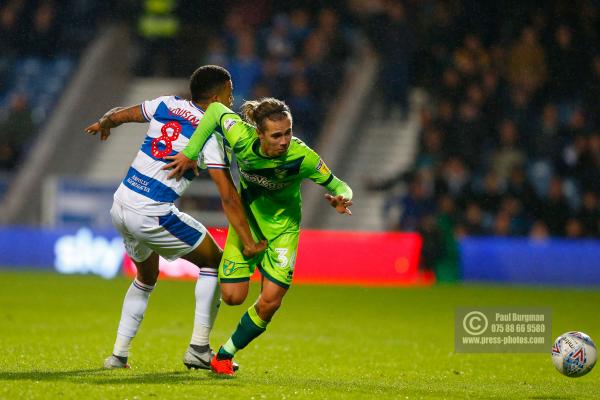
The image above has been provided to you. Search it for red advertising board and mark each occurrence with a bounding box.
[123,228,431,286]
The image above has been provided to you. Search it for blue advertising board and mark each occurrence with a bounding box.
[0,226,124,278]
[460,238,600,286]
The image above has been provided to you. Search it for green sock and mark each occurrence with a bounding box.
[219,305,268,359]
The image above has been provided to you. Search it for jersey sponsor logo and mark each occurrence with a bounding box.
[127,174,151,193]
[223,118,237,131]
[316,159,330,175]
[168,108,200,126]
[247,157,304,180]
[239,170,290,190]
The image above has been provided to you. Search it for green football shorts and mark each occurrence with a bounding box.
[218,225,298,289]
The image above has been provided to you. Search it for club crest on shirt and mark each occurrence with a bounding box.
[274,168,287,179]
[223,118,237,131]
[316,159,330,175]
[222,259,236,276]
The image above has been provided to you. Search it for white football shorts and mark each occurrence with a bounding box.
[110,199,207,262]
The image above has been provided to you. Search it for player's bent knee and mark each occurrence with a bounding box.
[221,282,249,305]
[222,292,246,305]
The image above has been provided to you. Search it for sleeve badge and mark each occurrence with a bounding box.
[316,159,330,175]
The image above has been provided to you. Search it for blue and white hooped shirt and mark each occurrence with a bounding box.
[114,95,231,216]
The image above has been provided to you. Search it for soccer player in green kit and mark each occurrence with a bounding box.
[164,96,353,376]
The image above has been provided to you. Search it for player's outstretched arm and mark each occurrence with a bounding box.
[208,169,267,258]
[322,174,353,215]
[85,105,146,141]
[305,151,353,215]
[325,193,353,215]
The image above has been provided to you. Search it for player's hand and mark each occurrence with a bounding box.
[85,122,111,141]
[162,152,199,181]
[242,240,267,258]
[325,194,353,215]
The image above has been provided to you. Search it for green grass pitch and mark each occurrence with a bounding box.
[0,270,598,399]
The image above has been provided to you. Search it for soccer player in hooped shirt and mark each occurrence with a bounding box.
[85,66,265,370]
[164,97,353,376]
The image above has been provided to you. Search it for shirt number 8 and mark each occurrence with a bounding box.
[151,121,181,158]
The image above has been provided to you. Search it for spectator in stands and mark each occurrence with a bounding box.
[547,24,586,101]
[0,143,17,170]
[303,31,329,103]
[0,93,34,170]
[415,126,444,170]
[227,31,262,110]
[0,0,23,57]
[474,172,503,216]
[453,33,489,81]
[463,202,486,236]
[256,55,285,100]
[506,166,540,215]
[433,98,455,140]
[498,195,529,236]
[367,1,415,117]
[204,36,228,67]
[538,176,570,236]
[439,157,470,199]
[136,0,180,76]
[0,93,35,155]
[480,69,503,124]
[506,26,547,93]
[287,75,318,145]
[417,213,444,272]
[394,175,435,231]
[437,67,462,104]
[492,211,512,236]
[448,101,485,166]
[27,1,59,58]
[315,9,350,96]
[585,54,600,127]
[532,103,562,162]
[490,120,526,181]
[263,14,293,60]
[288,9,310,50]
[577,190,600,237]
[565,218,585,238]
[529,220,550,240]
[560,132,591,183]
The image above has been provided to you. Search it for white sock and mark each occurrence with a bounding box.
[190,268,220,347]
[112,279,154,357]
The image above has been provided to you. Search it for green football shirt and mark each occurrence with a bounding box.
[183,102,352,235]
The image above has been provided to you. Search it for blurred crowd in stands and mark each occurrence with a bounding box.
[0,0,106,173]
[370,1,600,246]
[6,0,600,249]
[134,0,355,146]
[0,0,357,173]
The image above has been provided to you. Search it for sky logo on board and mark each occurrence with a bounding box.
[54,228,124,279]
